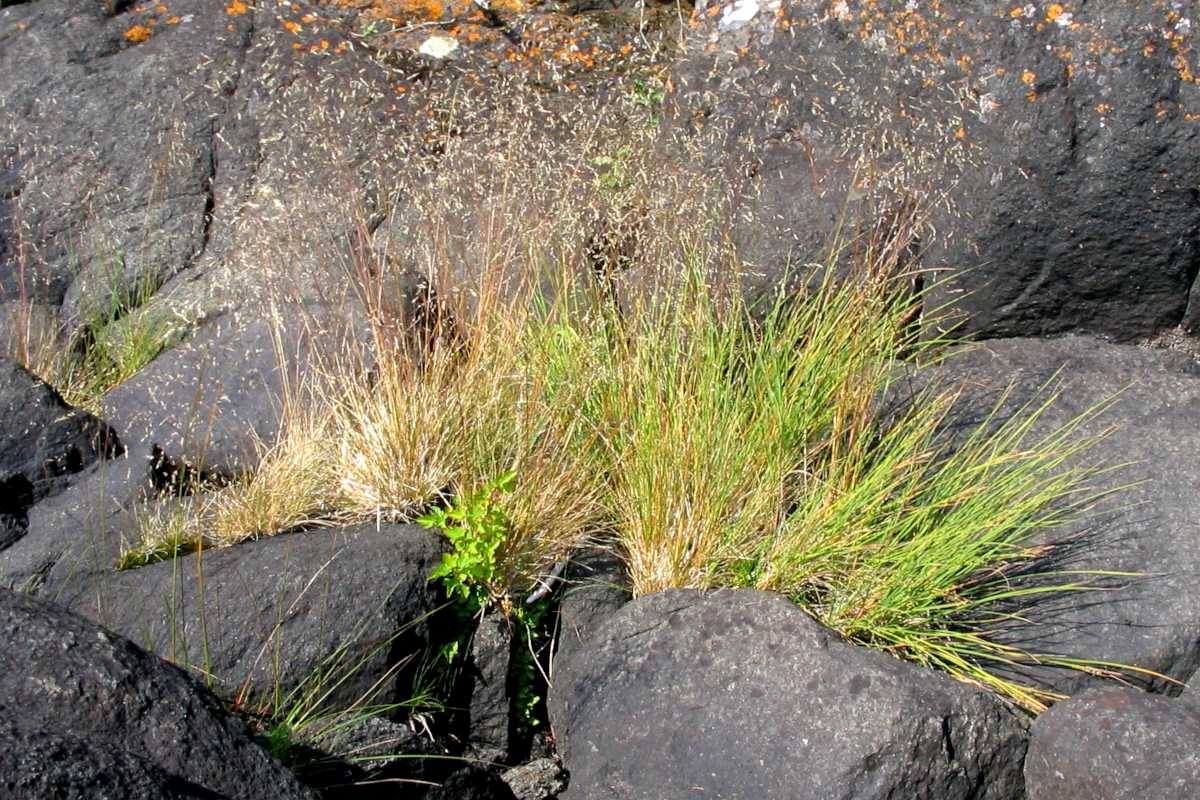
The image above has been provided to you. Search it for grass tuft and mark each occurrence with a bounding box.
[111,88,1143,710]
[203,403,342,546]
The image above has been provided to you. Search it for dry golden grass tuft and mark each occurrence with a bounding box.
[203,404,343,545]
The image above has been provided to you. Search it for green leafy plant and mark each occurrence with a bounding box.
[592,146,635,193]
[627,77,665,110]
[418,470,557,731]
[419,470,518,614]
[510,599,550,731]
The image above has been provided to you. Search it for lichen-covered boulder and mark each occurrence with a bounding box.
[664,0,1200,342]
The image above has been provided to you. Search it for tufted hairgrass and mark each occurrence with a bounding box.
[4,250,183,412]
[331,262,612,602]
[111,97,1140,708]
[131,232,1140,710]
[583,249,1139,711]
[202,403,343,546]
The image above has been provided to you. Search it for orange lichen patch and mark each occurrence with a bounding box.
[283,19,302,33]
[123,24,152,43]
[226,0,249,15]
[1095,102,1112,114]
[1175,55,1197,84]
[327,0,449,23]
[1045,4,1064,23]
[155,3,168,12]
[165,16,181,23]
[1021,69,1036,85]
[1009,7,1025,19]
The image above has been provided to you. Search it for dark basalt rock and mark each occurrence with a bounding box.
[0,357,118,545]
[502,757,569,800]
[664,0,1200,342]
[52,523,447,711]
[425,766,519,800]
[1025,686,1200,800]
[99,308,337,476]
[0,442,162,593]
[899,336,1200,696]
[0,722,210,800]
[0,587,317,800]
[468,609,518,764]
[554,548,630,670]
[550,589,1028,800]
[0,0,253,329]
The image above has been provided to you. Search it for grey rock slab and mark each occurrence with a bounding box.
[1025,687,1200,800]
[901,336,1200,696]
[550,589,1028,800]
[1180,682,1200,712]
[54,522,446,710]
[0,357,117,529]
[145,0,425,327]
[100,307,331,475]
[0,587,317,800]
[0,0,253,324]
[554,548,629,671]
[664,0,1200,342]
[0,443,161,594]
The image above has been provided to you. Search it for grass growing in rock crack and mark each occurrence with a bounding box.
[118,90,1141,711]
[118,500,201,570]
[241,607,458,790]
[170,244,1129,711]
[3,246,184,412]
[614,269,1127,709]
